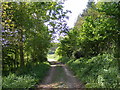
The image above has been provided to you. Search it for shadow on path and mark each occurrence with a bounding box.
[36,60,84,89]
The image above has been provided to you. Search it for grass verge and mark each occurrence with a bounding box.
[65,54,120,88]
[2,62,50,89]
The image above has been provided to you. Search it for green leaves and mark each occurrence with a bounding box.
[57,1,120,88]
[2,63,50,88]
[67,54,120,88]
[2,1,69,75]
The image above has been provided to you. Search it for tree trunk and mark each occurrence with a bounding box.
[117,37,120,72]
[19,29,24,67]
[114,34,120,72]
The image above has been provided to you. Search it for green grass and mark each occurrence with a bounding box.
[2,62,50,88]
[66,54,120,88]
[3,74,36,88]
[47,54,59,60]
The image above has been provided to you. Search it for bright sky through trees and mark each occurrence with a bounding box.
[63,0,88,28]
[62,0,99,28]
[52,0,89,42]
[50,0,89,42]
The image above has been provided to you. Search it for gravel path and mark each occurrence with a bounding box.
[36,60,84,89]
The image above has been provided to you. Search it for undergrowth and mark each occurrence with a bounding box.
[2,62,50,89]
[66,54,120,88]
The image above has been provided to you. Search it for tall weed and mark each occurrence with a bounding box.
[2,62,50,88]
[67,54,120,88]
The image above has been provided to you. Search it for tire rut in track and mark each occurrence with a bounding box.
[37,61,84,89]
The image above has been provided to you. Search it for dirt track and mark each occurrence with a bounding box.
[37,60,84,89]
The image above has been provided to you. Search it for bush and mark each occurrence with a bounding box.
[67,54,120,88]
[72,50,84,59]
[2,62,50,88]
[3,74,36,88]
[58,56,70,64]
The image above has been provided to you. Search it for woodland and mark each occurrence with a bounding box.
[56,1,120,88]
[1,0,120,88]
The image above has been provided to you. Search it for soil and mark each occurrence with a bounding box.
[36,60,84,89]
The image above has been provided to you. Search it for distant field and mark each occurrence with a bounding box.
[47,54,59,60]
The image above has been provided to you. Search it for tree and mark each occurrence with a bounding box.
[2,1,70,73]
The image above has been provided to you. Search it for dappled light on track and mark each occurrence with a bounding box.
[37,60,84,89]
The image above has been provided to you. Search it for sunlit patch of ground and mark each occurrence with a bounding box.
[48,59,56,62]
[47,54,59,61]
[39,82,68,88]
